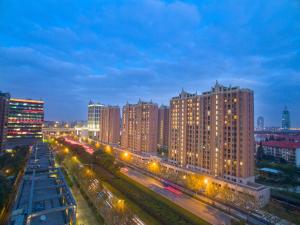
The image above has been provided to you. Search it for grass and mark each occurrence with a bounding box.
[118,173,211,225]
[271,189,300,206]
[93,165,162,225]
[92,161,210,225]
[264,199,300,225]
[103,181,162,225]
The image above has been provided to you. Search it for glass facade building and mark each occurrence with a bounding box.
[7,98,44,146]
[0,92,10,150]
[281,106,290,130]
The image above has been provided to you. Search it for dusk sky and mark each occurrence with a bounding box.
[0,0,300,126]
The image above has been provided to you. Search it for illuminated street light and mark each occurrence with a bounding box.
[149,161,159,173]
[72,156,78,163]
[117,199,125,212]
[121,151,130,161]
[105,145,111,154]
[64,148,69,153]
[5,169,10,174]
[204,178,208,184]
[85,168,93,177]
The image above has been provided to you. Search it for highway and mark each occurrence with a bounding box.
[121,166,233,225]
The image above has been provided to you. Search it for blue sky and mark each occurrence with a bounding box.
[0,0,300,126]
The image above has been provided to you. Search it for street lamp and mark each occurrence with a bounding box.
[64,148,69,153]
[72,156,78,163]
[204,178,208,184]
[149,162,159,173]
[105,145,111,154]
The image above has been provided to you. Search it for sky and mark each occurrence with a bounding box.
[0,0,300,126]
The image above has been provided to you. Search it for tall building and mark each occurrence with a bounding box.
[169,83,254,184]
[99,106,120,145]
[0,92,10,151]
[281,106,290,130]
[87,101,104,138]
[121,100,158,153]
[158,105,169,149]
[257,116,264,131]
[7,98,44,148]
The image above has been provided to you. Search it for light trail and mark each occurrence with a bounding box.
[64,138,94,154]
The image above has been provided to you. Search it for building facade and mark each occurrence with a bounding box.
[7,98,44,148]
[158,105,169,149]
[87,101,104,138]
[256,116,264,131]
[0,92,10,151]
[99,106,120,145]
[121,101,158,153]
[258,141,300,167]
[281,106,290,130]
[169,83,255,184]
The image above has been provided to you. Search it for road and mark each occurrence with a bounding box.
[122,166,233,225]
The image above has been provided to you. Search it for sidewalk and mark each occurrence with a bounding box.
[71,182,102,225]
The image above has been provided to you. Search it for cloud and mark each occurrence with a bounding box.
[0,0,299,125]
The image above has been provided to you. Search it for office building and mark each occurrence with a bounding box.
[281,106,290,130]
[99,106,120,145]
[257,116,264,131]
[121,100,158,153]
[169,82,254,184]
[0,92,10,151]
[7,98,44,148]
[158,105,169,149]
[87,101,104,138]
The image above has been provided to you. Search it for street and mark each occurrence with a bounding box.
[121,166,233,225]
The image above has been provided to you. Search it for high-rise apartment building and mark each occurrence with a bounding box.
[169,83,254,184]
[121,101,158,153]
[158,105,169,149]
[257,116,264,131]
[87,101,104,138]
[0,92,10,151]
[99,106,120,145]
[7,98,44,148]
[281,106,290,130]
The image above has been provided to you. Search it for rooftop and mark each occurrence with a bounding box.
[260,141,300,149]
[9,143,76,225]
[259,168,282,174]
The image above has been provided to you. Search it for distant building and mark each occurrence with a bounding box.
[169,83,255,184]
[258,168,283,182]
[99,106,120,145]
[6,98,44,148]
[87,101,104,138]
[157,105,169,149]
[281,106,290,130]
[0,92,10,151]
[121,100,158,153]
[258,141,300,167]
[257,116,264,131]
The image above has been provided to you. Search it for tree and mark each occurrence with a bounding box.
[185,174,203,191]
[205,182,219,199]
[256,142,265,161]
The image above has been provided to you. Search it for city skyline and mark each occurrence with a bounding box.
[1,0,300,126]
